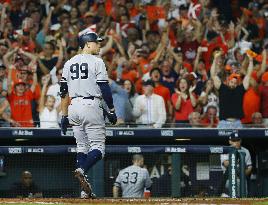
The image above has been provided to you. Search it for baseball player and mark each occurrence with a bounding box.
[113,154,152,198]
[60,32,117,198]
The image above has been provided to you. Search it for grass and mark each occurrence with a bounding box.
[254,202,268,205]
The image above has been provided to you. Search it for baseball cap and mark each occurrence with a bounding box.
[228,73,241,82]
[14,79,26,86]
[142,79,155,87]
[229,132,241,141]
[189,72,198,79]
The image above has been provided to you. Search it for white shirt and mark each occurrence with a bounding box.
[132,94,166,128]
[49,66,59,85]
[200,91,219,115]
[46,83,61,108]
[39,107,59,128]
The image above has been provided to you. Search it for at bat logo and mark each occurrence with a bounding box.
[12,130,33,136]
[165,147,186,153]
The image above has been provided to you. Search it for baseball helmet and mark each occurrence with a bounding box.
[78,32,103,49]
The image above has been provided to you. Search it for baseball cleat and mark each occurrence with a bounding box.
[74,168,93,198]
[80,190,96,199]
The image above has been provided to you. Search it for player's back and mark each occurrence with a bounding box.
[62,54,107,98]
[115,165,152,198]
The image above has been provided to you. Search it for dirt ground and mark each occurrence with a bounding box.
[0,198,268,205]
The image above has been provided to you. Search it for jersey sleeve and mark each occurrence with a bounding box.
[144,169,152,188]
[61,61,69,83]
[220,154,229,167]
[114,171,122,188]
[244,149,252,168]
[96,59,108,83]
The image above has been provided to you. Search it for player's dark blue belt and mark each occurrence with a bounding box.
[71,96,95,100]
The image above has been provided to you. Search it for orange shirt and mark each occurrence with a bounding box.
[201,38,228,71]
[154,84,171,111]
[201,117,219,128]
[241,87,260,123]
[139,58,152,74]
[171,93,195,121]
[121,70,138,83]
[10,69,40,101]
[129,7,139,18]
[8,90,34,127]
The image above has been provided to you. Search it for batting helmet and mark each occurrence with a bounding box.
[78,32,103,49]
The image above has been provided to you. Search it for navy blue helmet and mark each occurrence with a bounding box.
[78,32,103,49]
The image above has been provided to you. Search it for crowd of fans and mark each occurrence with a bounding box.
[0,0,267,128]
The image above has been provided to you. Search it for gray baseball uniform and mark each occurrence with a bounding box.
[61,53,108,156]
[220,146,252,173]
[114,165,152,198]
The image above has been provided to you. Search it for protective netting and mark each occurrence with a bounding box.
[0,145,232,198]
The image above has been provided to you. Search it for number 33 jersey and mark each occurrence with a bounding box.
[114,165,152,198]
[61,54,108,98]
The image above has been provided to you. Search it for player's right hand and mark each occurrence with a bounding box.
[61,115,69,135]
[106,109,117,125]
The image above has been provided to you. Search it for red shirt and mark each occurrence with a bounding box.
[201,38,228,71]
[259,85,268,118]
[8,90,34,127]
[154,84,171,111]
[241,87,260,123]
[201,117,219,127]
[171,93,195,121]
[178,40,199,63]
[121,70,138,83]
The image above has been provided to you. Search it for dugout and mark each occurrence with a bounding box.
[0,127,267,198]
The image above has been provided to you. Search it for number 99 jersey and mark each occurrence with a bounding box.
[61,54,108,98]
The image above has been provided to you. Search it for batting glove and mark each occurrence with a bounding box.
[103,109,117,125]
[61,115,69,135]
